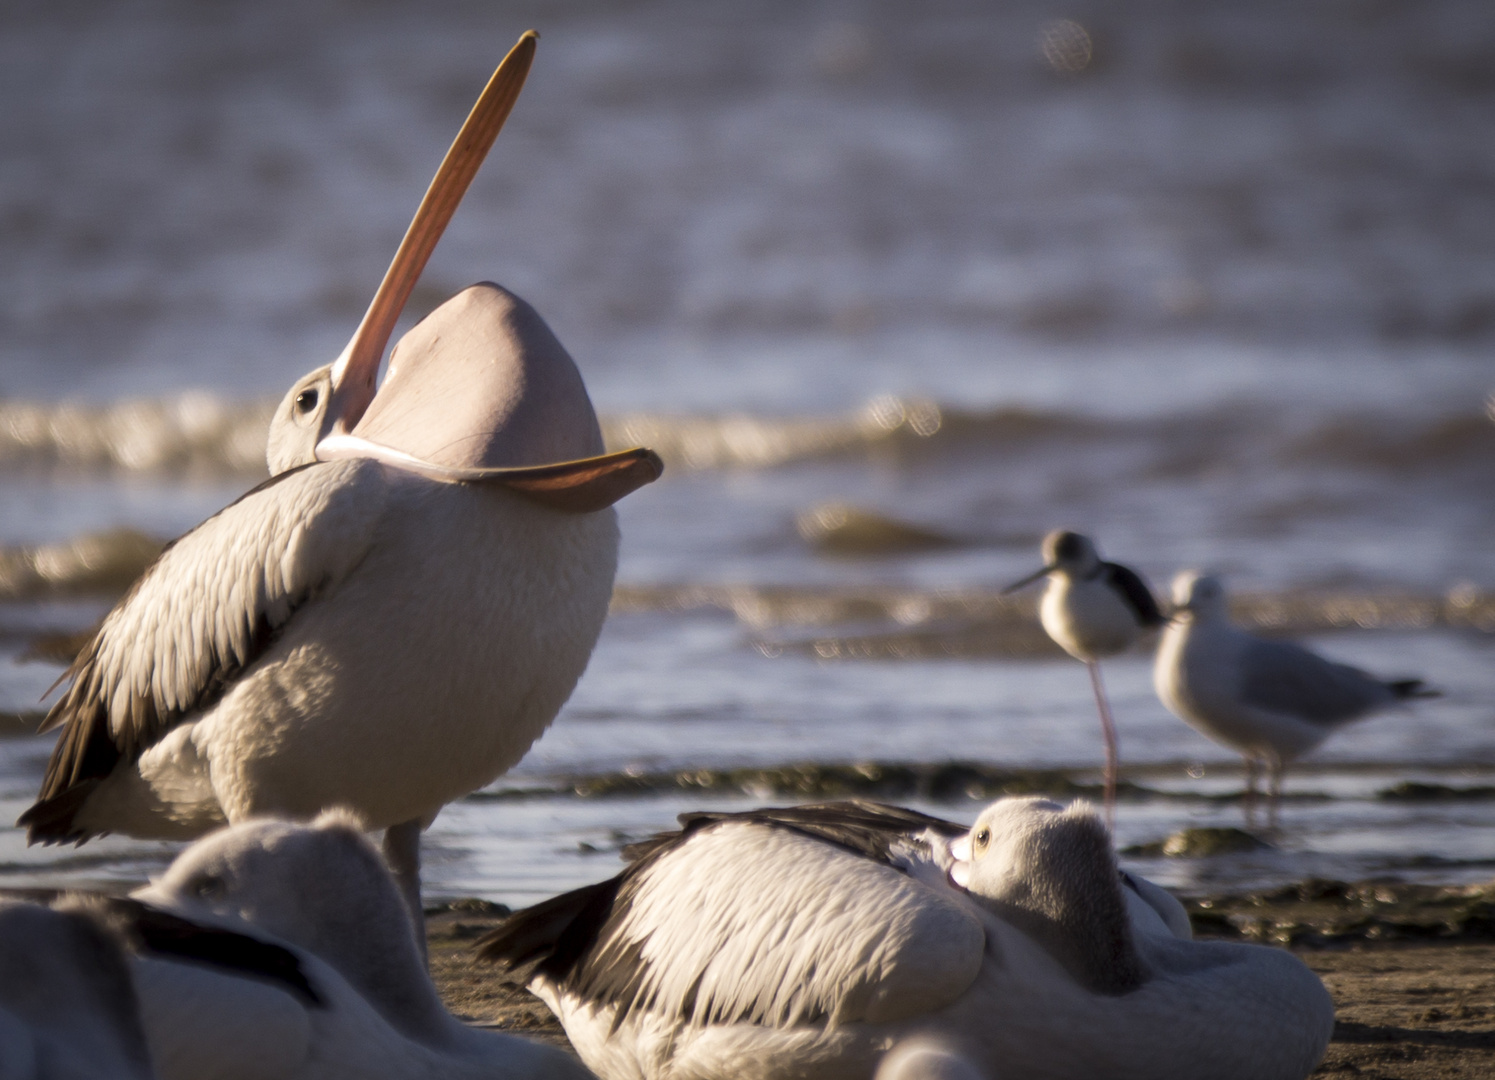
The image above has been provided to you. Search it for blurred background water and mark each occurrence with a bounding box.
[0,0,1492,905]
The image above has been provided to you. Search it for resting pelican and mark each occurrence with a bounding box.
[20,32,661,930]
[0,899,157,1080]
[108,812,592,1080]
[479,797,1333,1080]
[1156,571,1438,826]
[1003,531,1165,818]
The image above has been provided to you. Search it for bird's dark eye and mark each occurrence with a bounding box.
[975,827,990,849]
[294,388,319,415]
[1055,532,1084,561]
[191,875,225,899]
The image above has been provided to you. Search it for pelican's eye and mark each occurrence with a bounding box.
[974,827,990,851]
[294,388,319,415]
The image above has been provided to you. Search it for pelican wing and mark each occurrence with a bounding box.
[23,460,387,839]
[1237,637,1390,726]
[82,896,324,1006]
[483,803,986,1030]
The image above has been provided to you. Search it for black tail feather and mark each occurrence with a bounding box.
[17,780,102,846]
[476,876,623,985]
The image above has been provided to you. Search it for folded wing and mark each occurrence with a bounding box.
[22,459,387,841]
[484,807,985,1030]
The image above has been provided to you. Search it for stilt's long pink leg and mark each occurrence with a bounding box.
[1086,660,1118,829]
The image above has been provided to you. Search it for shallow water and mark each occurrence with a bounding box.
[0,0,1492,907]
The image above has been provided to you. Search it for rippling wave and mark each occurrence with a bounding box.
[613,583,1495,660]
[0,394,274,474]
[1,393,1489,477]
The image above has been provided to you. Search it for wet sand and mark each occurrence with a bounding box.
[427,897,1495,1078]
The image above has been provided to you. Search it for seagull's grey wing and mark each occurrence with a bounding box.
[1237,637,1392,726]
[485,820,985,1030]
[22,459,387,841]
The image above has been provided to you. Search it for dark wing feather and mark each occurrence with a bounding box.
[1101,562,1165,628]
[91,897,323,1007]
[20,460,386,842]
[677,800,965,862]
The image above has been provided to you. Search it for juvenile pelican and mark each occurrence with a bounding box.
[113,813,592,1080]
[1003,531,1165,819]
[1155,571,1438,826]
[478,797,1333,1080]
[20,32,661,930]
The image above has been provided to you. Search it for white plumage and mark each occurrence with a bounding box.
[123,813,592,1080]
[1155,570,1436,825]
[873,1042,985,1080]
[479,798,1334,1080]
[0,900,157,1080]
[45,457,616,842]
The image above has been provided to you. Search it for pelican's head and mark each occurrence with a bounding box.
[266,362,338,475]
[264,32,660,509]
[1170,570,1229,622]
[948,796,1144,995]
[1001,529,1101,593]
[134,811,452,1038]
[134,812,431,980]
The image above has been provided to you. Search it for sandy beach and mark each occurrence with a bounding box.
[427,889,1495,1079]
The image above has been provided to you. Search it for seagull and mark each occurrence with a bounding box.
[478,797,1334,1080]
[1155,570,1438,827]
[0,899,157,1080]
[91,812,592,1080]
[19,31,661,935]
[1003,531,1165,819]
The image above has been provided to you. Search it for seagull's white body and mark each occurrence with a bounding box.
[482,799,1333,1080]
[62,457,616,839]
[0,901,156,1080]
[1155,572,1435,823]
[1154,604,1337,763]
[125,815,592,1080]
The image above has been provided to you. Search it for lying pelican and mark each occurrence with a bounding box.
[1156,570,1438,826]
[20,31,660,927]
[479,797,1333,1080]
[0,899,157,1080]
[100,812,591,1080]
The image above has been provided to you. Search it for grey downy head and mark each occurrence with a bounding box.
[948,796,1145,995]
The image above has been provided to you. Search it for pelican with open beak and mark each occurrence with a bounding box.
[20,31,661,934]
